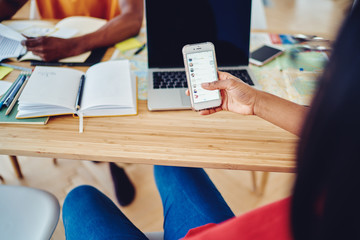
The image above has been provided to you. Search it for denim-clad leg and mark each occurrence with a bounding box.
[62,185,147,240]
[154,165,235,240]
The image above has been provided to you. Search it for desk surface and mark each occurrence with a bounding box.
[0,49,298,173]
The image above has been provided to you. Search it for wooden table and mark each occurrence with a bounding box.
[0,49,298,174]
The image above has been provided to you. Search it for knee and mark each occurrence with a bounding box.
[66,185,99,200]
[154,165,182,174]
[154,165,202,177]
[63,185,100,212]
[154,165,177,180]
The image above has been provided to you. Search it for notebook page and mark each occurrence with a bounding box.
[80,60,134,111]
[55,16,106,37]
[19,66,83,110]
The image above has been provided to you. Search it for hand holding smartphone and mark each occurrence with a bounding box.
[182,42,222,111]
[249,44,284,66]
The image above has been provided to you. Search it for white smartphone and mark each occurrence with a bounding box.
[182,42,222,111]
[249,44,284,66]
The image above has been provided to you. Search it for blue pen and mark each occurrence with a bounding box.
[75,75,86,110]
[0,74,24,109]
[3,74,27,107]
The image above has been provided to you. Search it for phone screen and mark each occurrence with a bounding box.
[186,51,220,103]
[250,45,282,62]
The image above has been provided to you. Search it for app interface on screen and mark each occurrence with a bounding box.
[187,51,219,103]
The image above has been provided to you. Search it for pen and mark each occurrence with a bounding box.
[5,75,30,115]
[4,74,27,107]
[75,75,86,111]
[0,73,24,110]
[134,43,146,55]
[0,63,32,72]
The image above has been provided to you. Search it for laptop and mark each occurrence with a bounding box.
[146,0,259,111]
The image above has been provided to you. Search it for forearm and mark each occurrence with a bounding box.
[71,5,143,53]
[254,91,309,136]
[0,0,28,21]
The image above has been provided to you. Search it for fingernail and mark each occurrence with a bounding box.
[21,40,26,46]
[201,82,209,87]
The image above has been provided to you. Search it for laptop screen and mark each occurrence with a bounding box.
[146,0,252,69]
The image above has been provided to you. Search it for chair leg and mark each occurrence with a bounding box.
[0,175,4,184]
[9,156,23,179]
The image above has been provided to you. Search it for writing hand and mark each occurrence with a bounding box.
[186,71,258,115]
[22,36,82,62]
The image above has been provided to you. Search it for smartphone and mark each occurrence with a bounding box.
[182,42,222,111]
[249,44,284,66]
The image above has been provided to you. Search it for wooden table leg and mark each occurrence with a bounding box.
[251,171,257,192]
[9,156,23,179]
[258,172,269,196]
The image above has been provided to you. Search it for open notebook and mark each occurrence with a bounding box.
[17,60,137,131]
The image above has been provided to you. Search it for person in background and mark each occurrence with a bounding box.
[61,2,360,239]
[0,0,143,62]
[0,0,143,206]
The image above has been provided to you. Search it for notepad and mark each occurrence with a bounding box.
[115,38,143,52]
[0,66,13,80]
[17,60,137,119]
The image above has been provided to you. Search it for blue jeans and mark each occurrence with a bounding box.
[62,166,235,240]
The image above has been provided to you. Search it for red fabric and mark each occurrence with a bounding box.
[183,197,293,240]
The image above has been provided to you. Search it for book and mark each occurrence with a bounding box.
[29,47,108,67]
[17,60,137,120]
[1,16,107,63]
[0,102,49,125]
[0,78,48,125]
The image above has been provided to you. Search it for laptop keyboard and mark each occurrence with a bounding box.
[153,69,254,89]
[226,70,254,86]
[153,71,187,89]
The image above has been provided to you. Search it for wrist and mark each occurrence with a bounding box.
[252,89,263,117]
[76,32,105,52]
[68,37,91,56]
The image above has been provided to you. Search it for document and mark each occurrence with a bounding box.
[0,24,27,61]
[2,16,107,63]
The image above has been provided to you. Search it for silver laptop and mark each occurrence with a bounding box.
[145,0,259,111]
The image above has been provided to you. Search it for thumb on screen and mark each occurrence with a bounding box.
[201,80,228,90]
